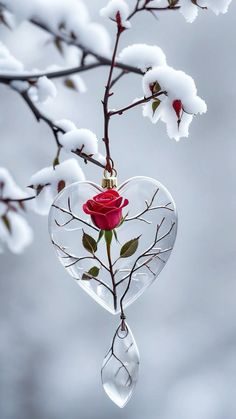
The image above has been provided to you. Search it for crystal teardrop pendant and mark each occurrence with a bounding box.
[101,322,140,407]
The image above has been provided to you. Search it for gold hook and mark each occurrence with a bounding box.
[102,169,117,189]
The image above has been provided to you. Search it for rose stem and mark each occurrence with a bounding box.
[105,234,117,311]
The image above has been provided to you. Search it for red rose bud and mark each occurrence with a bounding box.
[83,189,129,231]
[149,83,155,93]
[115,11,124,32]
[172,99,183,119]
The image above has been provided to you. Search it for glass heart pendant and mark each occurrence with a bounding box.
[48,175,177,406]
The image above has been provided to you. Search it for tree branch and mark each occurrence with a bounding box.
[18,90,105,169]
[52,203,99,232]
[128,0,180,20]
[0,4,143,83]
[0,62,104,83]
[109,90,167,116]
[102,26,124,173]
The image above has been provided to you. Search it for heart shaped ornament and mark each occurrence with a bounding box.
[48,176,177,314]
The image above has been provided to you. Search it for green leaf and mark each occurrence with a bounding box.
[152,99,161,116]
[153,81,161,93]
[88,266,99,277]
[2,214,11,234]
[53,156,60,168]
[120,237,140,258]
[82,231,97,254]
[97,230,104,243]
[82,266,100,280]
[54,37,63,55]
[104,230,113,246]
[64,78,76,90]
[168,0,179,6]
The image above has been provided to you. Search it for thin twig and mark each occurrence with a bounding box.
[109,90,167,116]
[128,1,180,20]
[101,324,133,387]
[0,195,36,204]
[19,90,105,169]
[110,70,127,89]
[116,218,175,289]
[102,26,124,173]
[52,204,99,232]
[0,62,104,83]
[51,238,113,293]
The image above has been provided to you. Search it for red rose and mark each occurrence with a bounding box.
[83,189,129,230]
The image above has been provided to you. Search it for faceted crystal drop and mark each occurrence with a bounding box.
[101,322,140,408]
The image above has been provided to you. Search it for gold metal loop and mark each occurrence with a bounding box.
[103,168,117,178]
[102,169,117,189]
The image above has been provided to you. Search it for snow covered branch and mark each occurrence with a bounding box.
[0,0,233,252]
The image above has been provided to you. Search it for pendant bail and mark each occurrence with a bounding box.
[102,169,117,189]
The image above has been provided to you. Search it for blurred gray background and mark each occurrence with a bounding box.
[0,1,236,418]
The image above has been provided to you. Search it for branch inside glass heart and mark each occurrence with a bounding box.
[51,187,175,324]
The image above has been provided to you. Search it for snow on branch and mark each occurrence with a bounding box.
[0,0,232,253]
[180,0,232,23]
[28,76,57,103]
[100,0,131,29]
[1,0,111,56]
[29,159,85,215]
[0,41,23,72]
[142,66,207,141]
[0,168,33,253]
[60,129,98,156]
[118,44,166,71]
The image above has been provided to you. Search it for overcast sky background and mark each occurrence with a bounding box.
[0,1,236,419]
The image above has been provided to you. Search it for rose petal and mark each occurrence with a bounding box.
[83,191,129,230]
[93,189,120,202]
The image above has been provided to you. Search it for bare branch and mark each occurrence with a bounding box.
[0,62,104,83]
[52,203,99,232]
[128,0,180,20]
[102,26,124,174]
[51,239,114,294]
[125,189,174,224]
[19,90,105,169]
[109,90,167,117]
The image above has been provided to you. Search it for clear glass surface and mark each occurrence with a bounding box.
[48,176,178,314]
